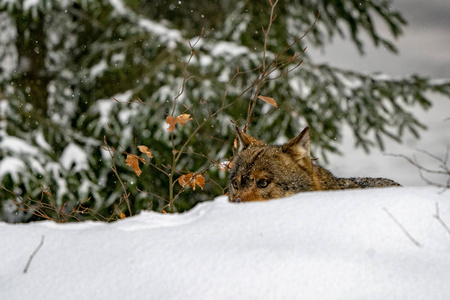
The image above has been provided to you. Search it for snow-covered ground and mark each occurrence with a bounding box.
[1,187,450,299]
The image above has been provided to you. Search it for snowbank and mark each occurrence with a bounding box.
[1,187,450,300]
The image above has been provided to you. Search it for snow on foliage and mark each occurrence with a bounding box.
[0,157,25,182]
[89,59,108,78]
[22,0,38,10]
[1,135,39,156]
[108,0,127,15]
[60,143,89,172]
[1,187,450,299]
[138,19,182,49]
[210,41,250,58]
[34,131,51,152]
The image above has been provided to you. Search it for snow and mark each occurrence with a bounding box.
[1,187,450,299]
[23,0,39,10]
[211,41,249,57]
[90,59,108,78]
[138,19,182,49]
[96,99,115,126]
[112,90,133,102]
[199,54,213,67]
[35,131,51,151]
[47,162,68,205]
[28,157,45,175]
[95,90,134,128]
[0,135,39,156]
[108,0,127,15]
[60,143,89,172]
[106,0,182,49]
[0,157,25,182]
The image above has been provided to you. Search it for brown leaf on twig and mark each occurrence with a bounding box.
[192,174,205,191]
[165,114,192,132]
[138,145,153,160]
[257,95,278,108]
[166,115,177,133]
[178,173,191,187]
[178,173,205,191]
[176,113,192,126]
[126,154,142,176]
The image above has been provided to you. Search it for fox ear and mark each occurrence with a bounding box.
[235,126,265,152]
[282,127,311,159]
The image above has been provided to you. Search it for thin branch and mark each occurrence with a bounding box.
[24,235,45,274]
[136,186,168,207]
[148,162,170,177]
[383,207,422,247]
[262,0,279,71]
[103,136,132,216]
[244,8,317,127]
[387,150,450,190]
[170,28,203,117]
[297,12,320,41]
[433,202,450,236]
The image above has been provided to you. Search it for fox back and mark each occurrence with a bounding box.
[228,127,400,202]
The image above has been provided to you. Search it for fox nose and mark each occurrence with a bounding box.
[233,197,242,203]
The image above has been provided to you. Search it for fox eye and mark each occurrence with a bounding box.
[232,180,238,189]
[257,179,270,188]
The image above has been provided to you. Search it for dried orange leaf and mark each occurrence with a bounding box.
[178,173,192,187]
[233,138,238,149]
[178,173,205,191]
[257,95,278,108]
[166,115,177,133]
[126,154,142,177]
[166,114,192,132]
[192,174,205,190]
[120,211,126,219]
[138,145,153,160]
[176,113,192,126]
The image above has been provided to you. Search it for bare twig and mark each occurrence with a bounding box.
[103,137,132,216]
[23,235,45,274]
[433,202,450,236]
[262,0,279,71]
[171,28,204,116]
[387,148,450,190]
[244,7,318,127]
[383,207,422,247]
[136,186,168,207]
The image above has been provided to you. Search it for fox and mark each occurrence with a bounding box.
[228,126,401,202]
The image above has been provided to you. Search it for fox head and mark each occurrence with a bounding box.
[228,126,321,202]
